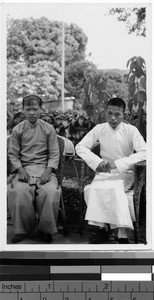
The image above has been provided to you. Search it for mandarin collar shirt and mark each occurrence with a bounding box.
[76,122,146,173]
[8,119,60,173]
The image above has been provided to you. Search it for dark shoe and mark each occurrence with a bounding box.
[90,228,109,244]
[11,233,27,244]
[118,238,129,244]
[40,232,53,243]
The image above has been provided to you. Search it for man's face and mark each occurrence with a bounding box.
[23,99,41,124]
[106,105,124,129]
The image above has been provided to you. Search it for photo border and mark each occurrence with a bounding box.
[0,1,152,254]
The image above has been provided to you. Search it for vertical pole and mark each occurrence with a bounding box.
[61,15,65,112]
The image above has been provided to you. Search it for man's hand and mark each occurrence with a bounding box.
[18,167,29,182]
[106,160,116,172]
[96,161,109,173]
[39,167,53,185]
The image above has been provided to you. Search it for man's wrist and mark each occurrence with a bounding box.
[46,167,56,173]
[17,166,24,172]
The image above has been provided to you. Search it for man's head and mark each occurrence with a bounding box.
[106,97,126,129]
[22,94,42,124]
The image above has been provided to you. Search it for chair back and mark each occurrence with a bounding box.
[57,135,65,185]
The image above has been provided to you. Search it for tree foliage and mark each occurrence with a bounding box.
[65,60,97,101]
[7,17,88,65]
[7,17,89,104]
[108,7,146,37]
[83,71,110,124]
[127,56,146,139]
[7,59,62,103]
[104,71,128,102]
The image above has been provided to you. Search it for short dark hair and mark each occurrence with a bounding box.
[107,97,126,112]
[22,94,42,107]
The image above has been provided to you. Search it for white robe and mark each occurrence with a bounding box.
[75,122,146,229]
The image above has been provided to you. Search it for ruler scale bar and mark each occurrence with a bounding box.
[0,281,154,300]
[1,281,154,292]
[0,292,154,300]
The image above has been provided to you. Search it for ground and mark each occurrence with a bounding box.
[7,219,146,245]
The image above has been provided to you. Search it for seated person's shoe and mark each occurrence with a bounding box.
[40,232,53,243]
[90,228,109,244]
[118,238,129,244]
[11,233,27,244]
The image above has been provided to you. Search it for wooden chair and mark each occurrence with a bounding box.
[77,142,146,243]
[7,134,75,236]
[56,135,75,235]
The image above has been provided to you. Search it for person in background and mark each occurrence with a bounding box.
[8,94,60,243]
[76,97,146,244]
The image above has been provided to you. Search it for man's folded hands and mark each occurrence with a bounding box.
[96,160,116,173]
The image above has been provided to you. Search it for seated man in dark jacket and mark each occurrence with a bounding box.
[8,94,60,243]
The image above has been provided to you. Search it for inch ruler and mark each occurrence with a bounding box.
[0,281,154,300]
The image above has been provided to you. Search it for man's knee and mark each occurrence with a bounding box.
[43,182,59,196]
[8,181,35,207]
[8,181,28,195]
[41,175,59,193]
[39,183,61,207]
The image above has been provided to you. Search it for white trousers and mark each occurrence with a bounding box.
[84,172,135,230]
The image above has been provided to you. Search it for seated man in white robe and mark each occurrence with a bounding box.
[75,97,146,244]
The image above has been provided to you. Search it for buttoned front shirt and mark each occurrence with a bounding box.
[75,122,146,173]
[8,119,60,176]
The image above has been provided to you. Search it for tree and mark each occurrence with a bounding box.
[127,56,146,139]
[7,17,89,105]
[7,17,88,65]
[104,71,129,103]
[83,70,110,124]
[106,79,128,102]
[64,23,88,65]
[108,7,146,37]
[65,60,97,102]
[7,59,62,105]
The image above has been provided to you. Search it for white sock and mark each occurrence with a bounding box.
[117,227,127,239]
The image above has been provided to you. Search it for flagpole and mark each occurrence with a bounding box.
[61,12,65,112]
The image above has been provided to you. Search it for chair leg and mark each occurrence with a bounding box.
[133,221,138,244]
[79,196,86,235]
[79,211,85,235]
[60,193,68,236]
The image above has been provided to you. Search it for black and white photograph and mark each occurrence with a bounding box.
[1,2,152,250]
